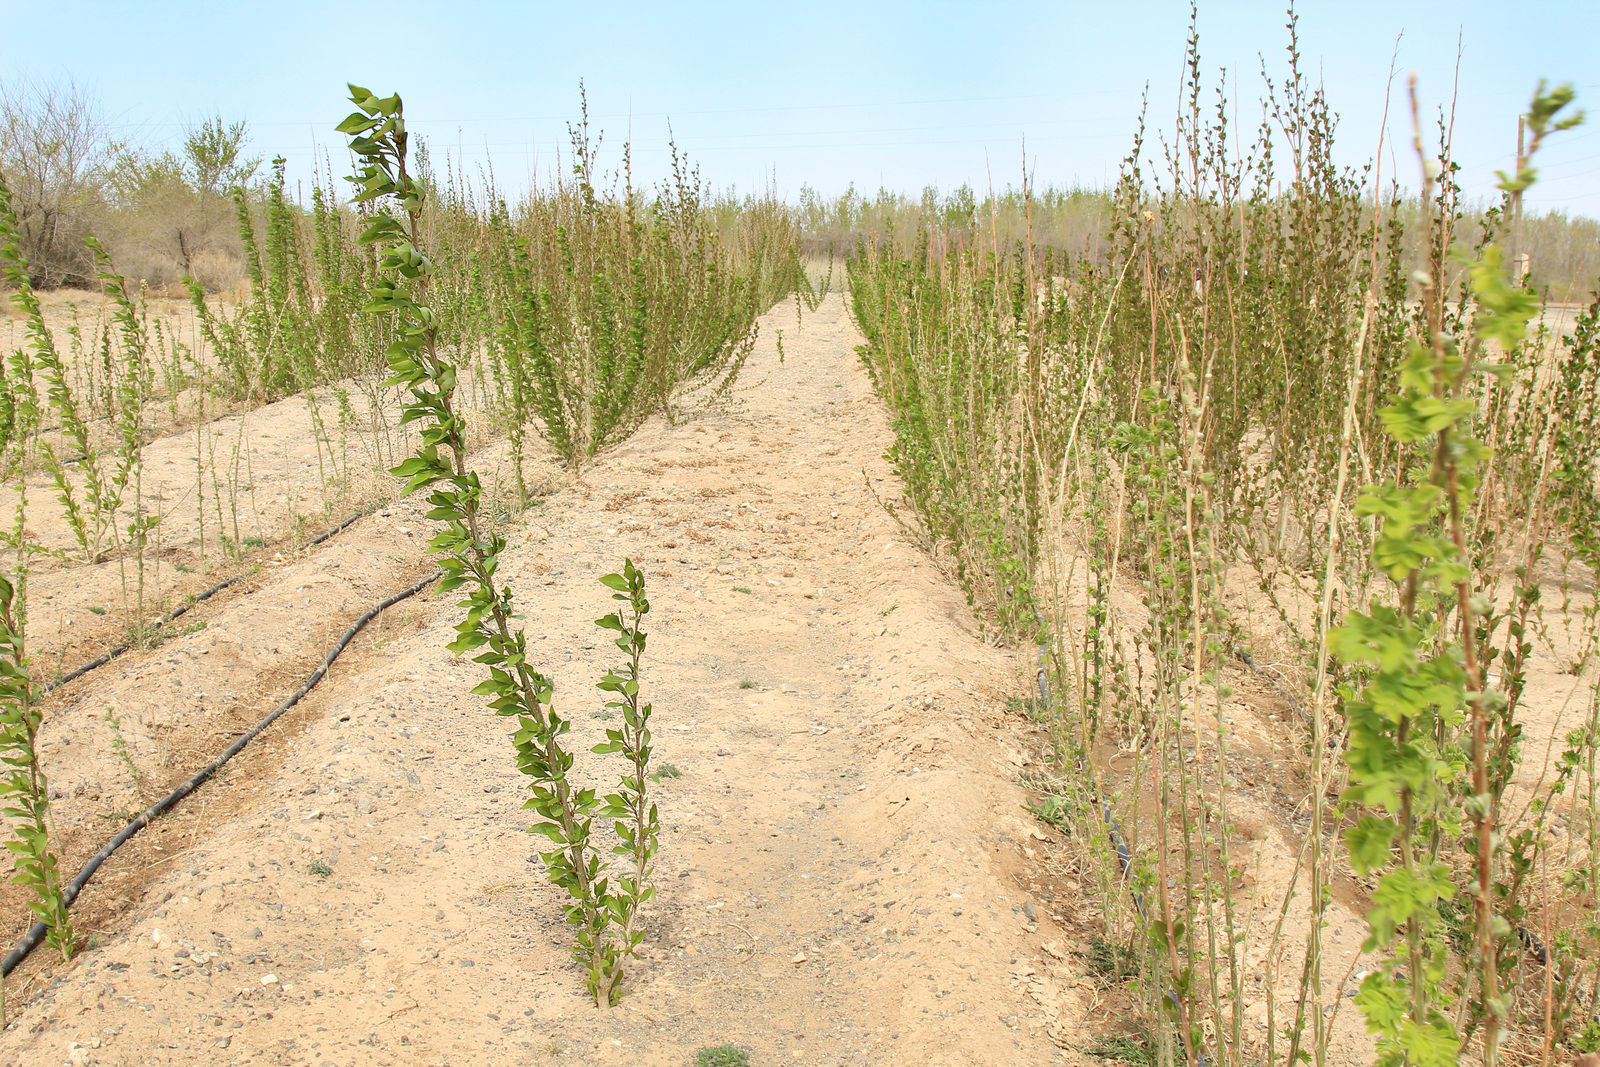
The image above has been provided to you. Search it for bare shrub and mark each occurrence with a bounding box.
[0,76,115,288]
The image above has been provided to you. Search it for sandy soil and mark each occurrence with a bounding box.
[0,295,1100,1065]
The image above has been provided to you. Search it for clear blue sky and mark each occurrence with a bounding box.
[4,1,1597,218]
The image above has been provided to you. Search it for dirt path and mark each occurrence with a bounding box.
[0,295,1095,1065]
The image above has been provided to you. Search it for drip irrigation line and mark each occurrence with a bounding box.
[1030,641,1207,1067]
[43,510,368,696]
[1034,667,1134,887]
[2,567,439,978]
[1229,643,1303,720]
[1229,644,1343,755]
[1511,925,1598,1024]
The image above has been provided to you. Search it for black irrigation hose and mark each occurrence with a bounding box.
[43,510,368,696]
[1031,645,1209,1067]
[1512,925,1600,1025]
[306,510,366,547]
[1,567,440,977]
[1229,643,1304,722]
[1035,666,1134,888]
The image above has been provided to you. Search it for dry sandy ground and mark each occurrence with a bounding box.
[0,295,1100,1065]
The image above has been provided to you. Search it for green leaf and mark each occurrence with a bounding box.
[1345,816,1397,876]
[335,113,378,136]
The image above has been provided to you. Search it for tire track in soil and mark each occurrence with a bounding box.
[0,295,1095,1066]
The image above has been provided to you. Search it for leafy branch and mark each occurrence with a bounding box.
[1335,78,1581,1066]
[0,575,74,960]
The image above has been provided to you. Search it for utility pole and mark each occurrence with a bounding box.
[1514,112,1529,287]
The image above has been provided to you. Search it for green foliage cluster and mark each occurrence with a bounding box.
[1331,80,1581,1065]
[168,84,806,502]
[1,177,176,655]
[847,232,1035,633]
[187,156,383,404]
[0,575,73,960]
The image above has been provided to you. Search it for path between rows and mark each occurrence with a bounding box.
[0,295,1095,1065]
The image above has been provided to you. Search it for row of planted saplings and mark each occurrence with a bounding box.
[846,35,1599,1064]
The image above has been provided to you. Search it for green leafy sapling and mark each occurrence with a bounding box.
[593,559,659,958]
[0,175,110,563]
[87,238,160,631]
[1334,78,1581,1066]
[340,85,656,1007]
[0,171,75,962]
[0,576,74,959]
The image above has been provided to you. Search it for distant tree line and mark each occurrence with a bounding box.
[2,78,1596,303]
[798,182,1600,304]
[0,77,256,292]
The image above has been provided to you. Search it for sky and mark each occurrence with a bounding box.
[3,1,1597,218]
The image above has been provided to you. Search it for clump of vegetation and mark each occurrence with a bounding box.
[0,574,73,961]
[1083,1034,1154,1065]
[102,707,142,793]
[474,86,800,478]
[0,65,807,993]
[848,6,1598,1061]
[693,1045,750,1067]
[0,185,155,573]
[1082,934,1140,983]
